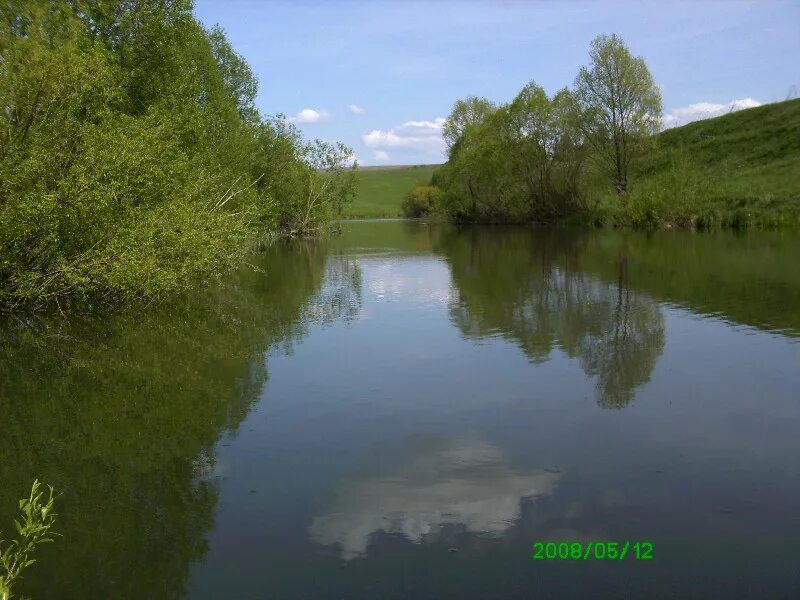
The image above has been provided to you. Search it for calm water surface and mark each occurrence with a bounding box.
[2,221,799,599]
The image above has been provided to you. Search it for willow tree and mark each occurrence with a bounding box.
[0,0,355,309]
[442,96,495,152]
[574,34,662,195]
[504,82,586,219]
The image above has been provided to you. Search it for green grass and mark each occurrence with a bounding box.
[651,97,800,197]
[591,98,800,228]
[346,164,440,218]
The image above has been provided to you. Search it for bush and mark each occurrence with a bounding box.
[401,185,440,217]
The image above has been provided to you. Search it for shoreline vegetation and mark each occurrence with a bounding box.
[0,1,356,312]
[396,35,799,229]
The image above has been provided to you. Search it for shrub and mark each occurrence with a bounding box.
[401,185,440,217]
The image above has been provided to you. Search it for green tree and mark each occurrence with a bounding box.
[266,139,357,236]
[438,113,516,222]
[436,85,586,223]
[0,1,355,310]
[442,96,495,152]
[574,33,662,195]
[504,82,586,218]
[207,24,259,123]
[401,185,440,217]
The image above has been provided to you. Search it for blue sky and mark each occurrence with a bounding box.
[194,0,800,165]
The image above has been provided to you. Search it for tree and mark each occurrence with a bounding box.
[436,84,587,223]
[401,185,439,217]
[438,113,515,222]
[0,1,355,308]
[441,96,495,152]
[207,25,259,123]
[504,82,586,218]
[297,140,357,234]
[574,34,662,195]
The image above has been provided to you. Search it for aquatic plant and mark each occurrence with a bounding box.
[0,481,58,600]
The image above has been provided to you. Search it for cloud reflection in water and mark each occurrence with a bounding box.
[309,438,560,559]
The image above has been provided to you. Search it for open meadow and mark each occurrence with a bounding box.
[346,164,439,218]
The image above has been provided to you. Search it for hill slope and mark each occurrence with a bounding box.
[647,98,800,199]
[346,164,440,218]
[597,98,800,227]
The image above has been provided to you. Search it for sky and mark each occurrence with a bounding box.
[194,0,800,166]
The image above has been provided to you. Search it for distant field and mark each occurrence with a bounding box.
[346,164,440,218]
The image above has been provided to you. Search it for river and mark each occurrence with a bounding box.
[2,220,799,599]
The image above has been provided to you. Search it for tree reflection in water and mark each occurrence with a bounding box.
[440,229,665,408]
[0,241,362,600]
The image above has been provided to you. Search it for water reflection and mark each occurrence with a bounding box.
[440,229,665,408]
[0,241,361,600]
[303,252,362,326]
[3,222,800,599]
[309,438,560,560]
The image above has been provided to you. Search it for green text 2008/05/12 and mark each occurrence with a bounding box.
[532,541,654,561]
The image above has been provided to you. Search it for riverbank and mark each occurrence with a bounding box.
[361,99,799,229]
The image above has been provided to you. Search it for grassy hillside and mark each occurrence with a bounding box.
[653,98,800,198]
[594,98,800,228]
[346,164,440,218]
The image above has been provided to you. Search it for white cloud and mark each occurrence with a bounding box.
[662,98,761,129]
[289,108,330,124]
[372,150,390,162]
[348,104,366,115]
[362,117,447,155]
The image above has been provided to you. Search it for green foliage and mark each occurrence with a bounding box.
[434,34,661,223]
[267,139,357,235]
[0,0,354,310]
[0,480,58,600]
[436,81,587,223]
[442,96,496,151]
[574,33,662,195]
[591,99,800,229]
[401,185,440,217]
